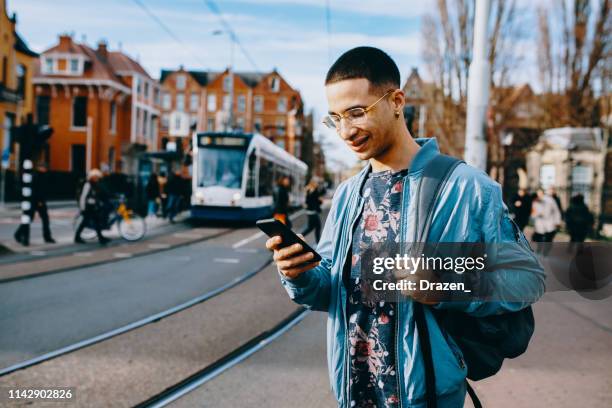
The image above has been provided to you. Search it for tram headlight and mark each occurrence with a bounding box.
[232,192,242,201]
[195,191,205,204]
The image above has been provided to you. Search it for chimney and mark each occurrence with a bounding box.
[59,33,73,48]
[96,40,108,60]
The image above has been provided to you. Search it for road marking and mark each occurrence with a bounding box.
[29,250,47,256]
[74,252,93,257]
[231,209,306,249]
[213,258,240,264]
[232,232,264,249]
[148,243,171,249]
[173,232,202,239]
[236,248,258,253]
[113,252,133,259]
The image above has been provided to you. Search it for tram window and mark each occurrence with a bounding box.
[258,158,273,196]
[198,147,246,189]
[246,151,257,197]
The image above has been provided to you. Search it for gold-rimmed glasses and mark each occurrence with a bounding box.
[322,90,394,130]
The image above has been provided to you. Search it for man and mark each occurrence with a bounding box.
[14,164,56,246]
[273,176,292,228]
[164,170,182,223]
[266,47,545,407]
[510,188,532,232]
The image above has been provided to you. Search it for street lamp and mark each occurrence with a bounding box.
[212,29,235,131]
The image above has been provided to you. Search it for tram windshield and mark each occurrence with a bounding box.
[198,146,246,188]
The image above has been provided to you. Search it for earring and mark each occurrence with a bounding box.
[394,111,400,119]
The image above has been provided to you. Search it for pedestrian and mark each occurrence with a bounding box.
[74,169,110,245]
[158,171,168,218]
[265,46,545,407]
[510,188,531,232]
[164,170,182,223]
[14,164,56,246]
[531,188,561,255]
[302,179,323,243]
[273,176,292,228]
[547,187,564,220]
[145,172,160,218]
[565,194,593,243]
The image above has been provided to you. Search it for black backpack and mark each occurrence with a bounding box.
[413,154,536,408]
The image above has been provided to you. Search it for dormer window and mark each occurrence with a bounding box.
[44,58,53,73]
[270,77,279,92]
[176,74,186,90]
[70,58,79,73]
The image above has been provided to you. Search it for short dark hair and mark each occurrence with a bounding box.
[325,46,400,92]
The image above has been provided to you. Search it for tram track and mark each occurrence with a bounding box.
[134,308,310,408]
[0,210,309,378]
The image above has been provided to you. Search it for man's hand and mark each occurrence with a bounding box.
[266,235,320,279]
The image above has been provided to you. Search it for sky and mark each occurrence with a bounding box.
[7,0,540,171]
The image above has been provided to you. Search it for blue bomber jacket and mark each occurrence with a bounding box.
[279,137,545,407]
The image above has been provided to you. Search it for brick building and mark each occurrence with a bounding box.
[159,67,305,159]
[33,34,160,186]
[0,0,38,199]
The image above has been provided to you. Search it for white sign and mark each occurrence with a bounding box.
[169,111,190,137]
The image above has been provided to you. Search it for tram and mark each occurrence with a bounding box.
[190,132,308,221]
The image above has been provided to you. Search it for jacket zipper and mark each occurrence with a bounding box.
[343,195,364,407]
[395,176,410,408]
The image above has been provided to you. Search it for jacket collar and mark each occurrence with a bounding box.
[353,137,442,196]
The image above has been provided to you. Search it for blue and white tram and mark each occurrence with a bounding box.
[190,132,308,221]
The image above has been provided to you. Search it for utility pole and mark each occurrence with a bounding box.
[464,0,491,171]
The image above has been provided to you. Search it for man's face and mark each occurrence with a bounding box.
[325,78,397,161]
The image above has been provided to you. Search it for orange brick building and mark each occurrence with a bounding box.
[159,67,305,159]
[33,34,160,180]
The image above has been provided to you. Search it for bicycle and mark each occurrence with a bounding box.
[72,195,147,242]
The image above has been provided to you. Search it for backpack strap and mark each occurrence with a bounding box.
[412,154,463,408]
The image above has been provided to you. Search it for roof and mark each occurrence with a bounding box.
[108,51,150,79]
[14,32,38,57]
[159,69,266,88]
[541,127,604,151]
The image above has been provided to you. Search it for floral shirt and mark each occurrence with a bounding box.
[347,168,407,408]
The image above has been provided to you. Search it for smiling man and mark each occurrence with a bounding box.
[266,46,544,408]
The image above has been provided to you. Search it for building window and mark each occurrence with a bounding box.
[72,96,88,128]
[236,117,245,130]
[207,93,216,111]
[44,57,53,74]
[70,58,79,73]
[294,140,301,158]
[143,111,149,138]
[154,88,160,105]
[223,75,232,92]
[144,82,150,99]
[207,117,215,131]
[254,117,262,132]
[36,96,51,125]
[270,77,280,92]
[176,74,186,90]
[176,93,185,111]
[16,64,26,96]
[276,118,285,132]
[109,102,117,133]
[190,114,198,127]
[237,94,246,112]
[223,94,231,111]
[190,92,199,111]
[254,95,263,112]
[277,96,287,113]
[161,113,169,130]
[162,92,171,110]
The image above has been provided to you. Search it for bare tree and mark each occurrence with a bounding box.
[420,0,525,180]
[537,0,610,127]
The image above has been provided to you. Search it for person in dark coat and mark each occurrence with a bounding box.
[273,176,292,229]
[145,172,160,218]
[510,188,532,232]
[302,180,323,242]
[164,170,182,223]
[14,164,56,246]
[565,194,594,243]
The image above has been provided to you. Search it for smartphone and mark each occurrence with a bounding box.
[256,218,322,262]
